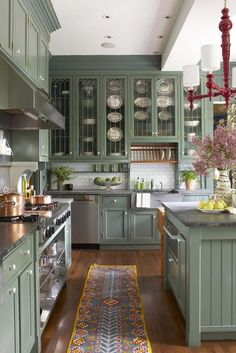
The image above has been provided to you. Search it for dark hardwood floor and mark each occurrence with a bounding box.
[41,249,236,353]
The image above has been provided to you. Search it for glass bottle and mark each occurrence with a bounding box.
[140,178,145,190]
[135,177,140,190]
[22,174,28,197]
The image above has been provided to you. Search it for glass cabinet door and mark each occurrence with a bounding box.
[77,78,99,158]
[104,78,127,158]
[50,78,72,158]
[132,78,153,138]
[156,77,176,137]
[182,84,202,158]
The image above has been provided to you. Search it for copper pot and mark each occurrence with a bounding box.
[30,195,52,205]
[0,192,25,217]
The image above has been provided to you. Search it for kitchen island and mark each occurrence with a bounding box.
[162,202,236,346]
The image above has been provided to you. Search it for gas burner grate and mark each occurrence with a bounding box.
[0,214,40,222]
[24,201,59,211]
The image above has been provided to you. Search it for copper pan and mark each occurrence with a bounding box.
[0,192,25,217]
[30,195,52,205]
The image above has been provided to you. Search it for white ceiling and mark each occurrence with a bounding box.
[50,0,236,71]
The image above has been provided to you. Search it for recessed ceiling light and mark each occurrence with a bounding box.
[164,16,171,19]
[104,35,112,39]
[102,15,111,19]
[101,42,115,48]
[158,36,164,39]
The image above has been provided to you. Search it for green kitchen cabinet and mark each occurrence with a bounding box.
[75,76,101,159]
[11,129,49,162]
[0,0,13,56]
[130,209,159,243]
[13,0,28,72]
[19,263,35,353]
[38,35,49,92]
[50,77,73,159]
[131,75,179,142]
[28,15,39,83]
[0,235,35,353]
[0,279,19,353]
[102,76,129,161]
[101,196,130,243]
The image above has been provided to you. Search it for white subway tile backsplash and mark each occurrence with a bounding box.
[130,163,176,189]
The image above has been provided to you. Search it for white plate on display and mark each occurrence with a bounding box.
[196,207,225,213]
[157,96,173,108]
[135,80,148,94]
[184,120,200,127]
[107,95,123,109]
[158,111,172,121]
[107,80,121,92]
[109,152,122,156]
[156,79,173,94]
[107,127,123,142]
[107,112,123,123]
[134,111,149,121]
[134,97,151,108]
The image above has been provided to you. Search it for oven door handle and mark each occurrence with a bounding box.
[163,226,179,240]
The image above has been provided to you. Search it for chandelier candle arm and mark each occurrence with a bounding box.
[183,2,236,110]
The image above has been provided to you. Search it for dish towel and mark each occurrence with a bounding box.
[135,193,151,208]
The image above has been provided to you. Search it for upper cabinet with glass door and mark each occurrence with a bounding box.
[76,78,99,159]
[181,83,203,160]
[131,76,178,142]
[50,78,73,159]
[103,77,128,160]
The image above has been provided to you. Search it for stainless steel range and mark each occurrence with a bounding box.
[0,201,71,332]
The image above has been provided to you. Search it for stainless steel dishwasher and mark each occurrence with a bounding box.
[71,195,99,246]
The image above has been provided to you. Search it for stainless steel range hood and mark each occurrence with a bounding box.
[0,56,65,130]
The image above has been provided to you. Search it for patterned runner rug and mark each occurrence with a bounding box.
[67,264,152,353]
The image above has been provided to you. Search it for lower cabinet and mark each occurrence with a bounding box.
[165,223,186,317]
[102,208,129,243]
[130,209,158,243]
[101,196,159,245]
[0,236,35,353]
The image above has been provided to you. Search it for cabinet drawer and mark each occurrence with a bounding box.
[102,196,129,207]
[3,237,33,284]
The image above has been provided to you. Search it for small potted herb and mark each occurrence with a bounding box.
[52,165,74,190]
[182,170,197,190]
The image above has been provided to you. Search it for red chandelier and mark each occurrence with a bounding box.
[183,0,236,110]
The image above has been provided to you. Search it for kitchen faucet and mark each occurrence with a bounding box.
[159,181,163,190]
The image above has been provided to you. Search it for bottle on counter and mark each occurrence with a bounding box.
[140,178,145,190]
[22,174,28,197]
[151,179,154,190]
[135,177,140,190]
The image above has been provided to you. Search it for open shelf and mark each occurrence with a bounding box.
[131,143,178,163]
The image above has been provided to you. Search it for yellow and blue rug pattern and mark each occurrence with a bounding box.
[67,264,152,353]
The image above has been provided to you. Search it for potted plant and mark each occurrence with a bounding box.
[52,165,74,190]
[182,170,197,190]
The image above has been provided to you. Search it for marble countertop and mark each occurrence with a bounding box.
[162,202,236,227]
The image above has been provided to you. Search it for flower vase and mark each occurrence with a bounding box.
[57,180,64,191]
[214,169,232,204]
